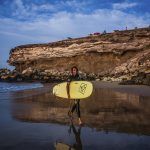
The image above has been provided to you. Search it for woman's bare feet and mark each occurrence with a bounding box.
[78,118,82,125]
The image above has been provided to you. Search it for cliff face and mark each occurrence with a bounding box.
[8,27,150,84]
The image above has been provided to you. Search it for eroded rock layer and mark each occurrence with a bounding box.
[8,27,150,84]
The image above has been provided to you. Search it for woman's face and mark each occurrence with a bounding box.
[72,68,77,76]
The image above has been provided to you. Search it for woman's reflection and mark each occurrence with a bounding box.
[55,122,82,150]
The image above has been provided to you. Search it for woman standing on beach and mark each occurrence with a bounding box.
[67,66,82,125]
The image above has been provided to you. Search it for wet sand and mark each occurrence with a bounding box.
[0,81,150,150]
[94,81,150,96]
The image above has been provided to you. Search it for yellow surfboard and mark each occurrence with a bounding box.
[53,81,93,99]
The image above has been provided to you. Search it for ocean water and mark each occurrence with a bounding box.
[0,82,43,93]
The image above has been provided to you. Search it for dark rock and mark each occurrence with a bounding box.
[120,73,150,85]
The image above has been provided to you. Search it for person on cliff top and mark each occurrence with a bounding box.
[67,66,82,125]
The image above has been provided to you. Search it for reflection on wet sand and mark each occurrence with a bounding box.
[11,84,150,135]
[55,122,82,150]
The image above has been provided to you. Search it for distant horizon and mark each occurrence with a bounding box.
[0,0,150,68]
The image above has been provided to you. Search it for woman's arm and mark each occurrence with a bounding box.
[67,76,71,99]
[67,82,70,99]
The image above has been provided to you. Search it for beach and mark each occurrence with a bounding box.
[1,0,150,149]
[0,81,150,150]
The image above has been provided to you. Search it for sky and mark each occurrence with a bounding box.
[0,0,150,68]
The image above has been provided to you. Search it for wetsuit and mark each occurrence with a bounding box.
[67,74,81,118]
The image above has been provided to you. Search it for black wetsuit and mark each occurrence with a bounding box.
[68,74,81,118]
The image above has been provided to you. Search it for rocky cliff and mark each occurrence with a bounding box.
[7,27,150,84]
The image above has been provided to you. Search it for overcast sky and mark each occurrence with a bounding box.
[0,0,150,68]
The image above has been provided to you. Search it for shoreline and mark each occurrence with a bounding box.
[0,81,150,97]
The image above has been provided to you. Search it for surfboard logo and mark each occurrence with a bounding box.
[79,83,87,95]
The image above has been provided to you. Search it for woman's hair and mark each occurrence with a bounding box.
[71,66,78,74]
